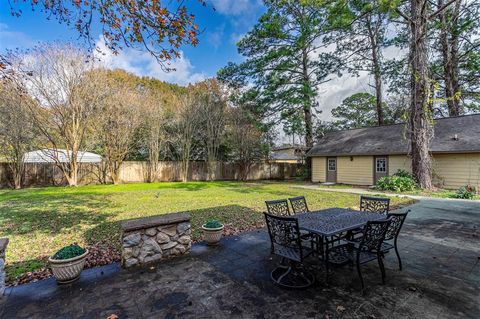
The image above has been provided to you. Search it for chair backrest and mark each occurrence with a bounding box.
[358,218,392,252]
[289,196,309,214]
[385,210,409,241]
[264,212,304,262]
[265,199,290,216]
[360,196,390,214]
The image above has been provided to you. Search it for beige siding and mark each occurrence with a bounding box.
[311,152,480,189]
[389,155,412,176]
[271,159,298,164]
[311,157,326,182]
[432,153,480,189]
[337,156,373,185]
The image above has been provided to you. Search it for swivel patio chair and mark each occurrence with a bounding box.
[264,212,315,289]
[381,210,410,270]
[329,218,392,293]
[360,196,390,214]
[265,199,291,216]
[289,196,309,214]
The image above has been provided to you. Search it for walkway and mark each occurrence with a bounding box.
[1,199,479,318]
[293,184,480,202]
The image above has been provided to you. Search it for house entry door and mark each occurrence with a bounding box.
[374,156,388,184]
[326,157,337,183]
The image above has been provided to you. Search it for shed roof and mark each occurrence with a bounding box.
[24,149,103,163]
[272,144,307,151]
[307,114,480,157]
[270,152,300,161]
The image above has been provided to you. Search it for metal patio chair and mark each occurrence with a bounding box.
[381,210,410,270]
[289,196,309,214]
[346,196,391,240]
[329,218,392,293]
[265,199,291,216]
[264,212,315,289]
[360,196,390,214]
[288,195,319,247]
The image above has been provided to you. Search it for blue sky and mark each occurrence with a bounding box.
[0,0,265,85]
[0,0,376,132]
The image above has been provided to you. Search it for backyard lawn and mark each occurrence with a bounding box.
[0,181,413,283]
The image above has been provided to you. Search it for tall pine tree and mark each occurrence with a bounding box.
[218,0,338,147]
[325,0,392,125]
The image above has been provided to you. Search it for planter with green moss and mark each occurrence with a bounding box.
[202,220,224,246]
[49,244,88,284]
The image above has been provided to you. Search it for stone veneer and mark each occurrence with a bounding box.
[0,238,8,297]
[120,213,191,268]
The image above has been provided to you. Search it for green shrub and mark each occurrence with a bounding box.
[452,185,477,199]
[394,169,414,179]
[203,220,223,229]
[295,165,310,181]
[52,244,86,260]
[376,175,417,192]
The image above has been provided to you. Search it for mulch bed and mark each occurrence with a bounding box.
[8,242,121,287]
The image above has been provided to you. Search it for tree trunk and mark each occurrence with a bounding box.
[13,163,23,189]
[368,20,384,125]
[67,157,79,186]
[373,58,384,125]
[301,49,314,148]
[10,150,24,189]
[410,0,433,189]
[148,136,160,183]
[181,151,190,182]
[450,0,462,115]
[111,162,120,185]
[438,0,461,116]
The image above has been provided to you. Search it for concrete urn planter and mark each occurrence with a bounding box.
[49,250,88,284]
[202,224,224,246]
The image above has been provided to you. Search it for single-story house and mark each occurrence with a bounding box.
[307,114,480,189]
[270,145,307,164]
[23,149,103,163]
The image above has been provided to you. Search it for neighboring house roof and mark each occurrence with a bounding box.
[272,144,307,151]
[23,149,103,163]
[270,152,300,161]
[307,114,480,157]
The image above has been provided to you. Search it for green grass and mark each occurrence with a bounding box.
[0,181,413,282]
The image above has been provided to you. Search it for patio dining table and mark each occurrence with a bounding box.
[293,208,387,278]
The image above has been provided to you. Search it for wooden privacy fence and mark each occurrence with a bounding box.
[0,161,304,188]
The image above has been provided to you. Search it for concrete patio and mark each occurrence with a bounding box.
[1,199,479,319]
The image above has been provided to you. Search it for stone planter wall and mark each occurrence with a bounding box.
[0,238,8,297]
[120,213,191,268]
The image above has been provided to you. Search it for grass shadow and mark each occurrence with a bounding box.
[0,193,115,236]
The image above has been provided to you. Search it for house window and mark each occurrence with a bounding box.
[376,158,386,173]
[328,159,336,171]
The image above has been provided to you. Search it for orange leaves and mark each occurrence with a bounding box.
[19,0,203,66]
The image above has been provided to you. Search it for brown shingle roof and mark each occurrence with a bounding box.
[307,114,480,157]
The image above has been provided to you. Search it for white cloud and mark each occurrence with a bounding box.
[206,25,225,50]
[230,32,245,45]
[210,0,261,16]
[0,23,36,51]
[94,38,205,86]
[316,72,372,121]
